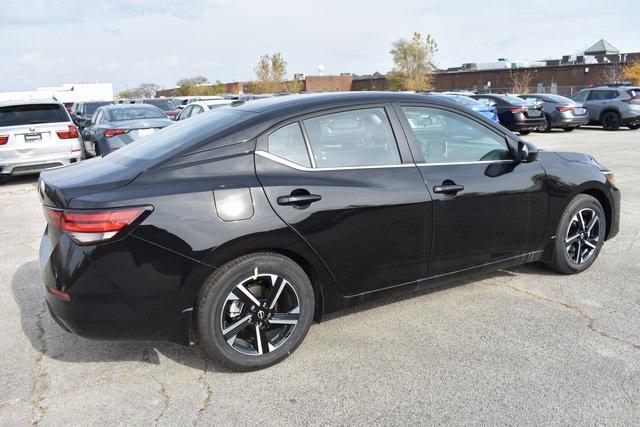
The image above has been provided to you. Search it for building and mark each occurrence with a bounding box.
[0,83,113,103]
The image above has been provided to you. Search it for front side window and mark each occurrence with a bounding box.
[267,123,311,167]
[302,108,401,168]
[401,106,511,164]
[192,105,204,116]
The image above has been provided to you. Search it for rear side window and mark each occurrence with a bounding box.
[588,90,619,101]
[401,106,510,164]
[628,89,640,98]
[302,108,401,168]
[0,104,69,127]
[268,123,311,167]
[572,91,589,102]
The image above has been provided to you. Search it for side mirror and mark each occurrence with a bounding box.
[517,140,538,163]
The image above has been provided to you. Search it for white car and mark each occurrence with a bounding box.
[0,100,83,183]
[175,99,233,121]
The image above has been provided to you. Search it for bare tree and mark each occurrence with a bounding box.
[119,83,159,98]
[387,32,438,91]
[253,52,289,93]
[509,69,537,94]
[601,63,623,84]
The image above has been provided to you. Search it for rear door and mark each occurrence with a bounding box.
[255,105,433,296]
[396,103,548,276]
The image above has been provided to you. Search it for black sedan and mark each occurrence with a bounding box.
[82,104,173,155]
[38,92,620,370]
[470,93,545,134]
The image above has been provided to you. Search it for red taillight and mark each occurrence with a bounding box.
[103,129,130,138]
[47,286,71,301]
[556,106,574,112]
[56,125,79,139]
[43,206,150,244]
[510,106,526,114]
[0,135,8,145]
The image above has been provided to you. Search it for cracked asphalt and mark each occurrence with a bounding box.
[1,126,639,425]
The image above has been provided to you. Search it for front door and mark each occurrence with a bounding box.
[396,104,548,276]
[255,106,433,296]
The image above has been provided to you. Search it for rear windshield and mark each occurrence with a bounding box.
[85,102,112,114]
[107,107,167,121]
[108,109,248,163]
[447,95,480,107]
[0,104,69,127]
[540,94,573,103]
[501,95,528,106]
[143,99,176,110]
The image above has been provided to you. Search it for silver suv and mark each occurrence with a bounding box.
[570,85,640,131]
[0,100,83,183]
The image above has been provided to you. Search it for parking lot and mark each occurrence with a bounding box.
[0,127,638,425]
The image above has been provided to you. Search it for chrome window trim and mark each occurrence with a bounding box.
[255,150,412,171]
[416,160,514,166]
[256,150,514,171]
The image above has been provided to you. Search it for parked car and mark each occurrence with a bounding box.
[38,92,619,370]
[570,85,640,131]
[518,93,589,132]
[82,104,173,156]
[171,97,190,110]
[71,101,113,131]
[134,98,180,120]
[175,99,234,121]
[432,92,499,122]
[0,100,82,183]
[470,94,545,134]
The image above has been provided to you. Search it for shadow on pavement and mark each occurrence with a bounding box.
[12,257,558,372]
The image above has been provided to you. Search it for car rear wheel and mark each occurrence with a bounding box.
[562,127,575,132]
[518,130,531,135]
[629,124,639,130]
[548,194,605,274]
[0,174,8,185]
[196,252,314,371]
[601,111,621,131]
[537,114,552,133]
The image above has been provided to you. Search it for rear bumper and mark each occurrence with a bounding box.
[39,226,210,343]
[0,154,81,175]
[551,116,589,128]
[506,120,545,131]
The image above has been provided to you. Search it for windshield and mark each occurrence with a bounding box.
[107,107,167,121]
[85,102,112,114]
[108,109,248,163]
[0,104,69,126]
[143,99,176,110]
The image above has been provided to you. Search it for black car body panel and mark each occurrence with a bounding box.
[471,94,546,132]
[38,92,620,346]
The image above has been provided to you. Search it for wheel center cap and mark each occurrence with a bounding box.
[257,310,265,320]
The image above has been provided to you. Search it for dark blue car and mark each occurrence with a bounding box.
[432,93,499,122]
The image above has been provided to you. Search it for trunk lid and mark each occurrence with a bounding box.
[39,156,141,208]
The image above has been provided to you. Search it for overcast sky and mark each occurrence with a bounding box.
[2,0,638,93]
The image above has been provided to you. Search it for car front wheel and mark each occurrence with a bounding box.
[629,124,639,130]
[196,252,314,370]
[548,194,606,274]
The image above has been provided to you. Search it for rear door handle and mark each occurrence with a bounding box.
[277,194,322,206]
[433,184,464,195]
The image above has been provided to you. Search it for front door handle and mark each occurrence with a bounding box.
[277,194,322,206]
[433,184,464,195]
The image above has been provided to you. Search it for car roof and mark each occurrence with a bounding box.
[0,99,64,107]
[229,91,454,114]
[98,103,161,110]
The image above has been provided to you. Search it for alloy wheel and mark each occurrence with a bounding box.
[565,208,600,264]
[220,273,300,356]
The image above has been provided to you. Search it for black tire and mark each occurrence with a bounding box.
[518,130,531,135]
[601,111,621,131]
[562,127,575,132]
[0,174,9,185]
[628,124,639,130]
[538,114,552,133]
[93,140,101,157]
[196,252,314,371]
[548,194,606,274]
